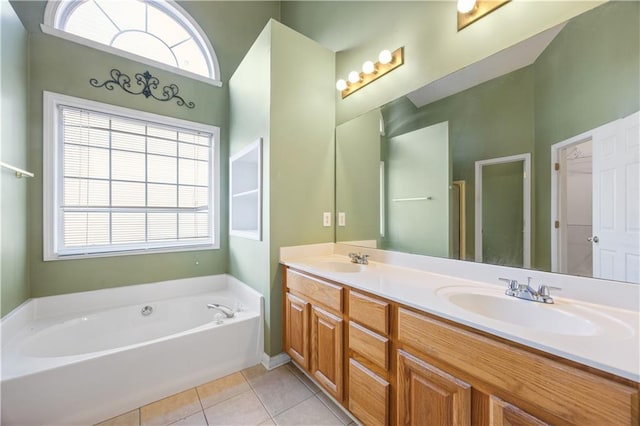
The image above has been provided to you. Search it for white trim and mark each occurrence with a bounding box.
[379,161,385,238]
[550,133,594,274]
[475,153,531,268]
[261,352,291,370]
[41,0,222,87]
[43,91,220,261]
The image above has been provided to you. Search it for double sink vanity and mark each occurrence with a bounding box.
[280,245,639,425]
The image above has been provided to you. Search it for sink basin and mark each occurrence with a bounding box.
[311,261,366,273]
[437,286,633,337]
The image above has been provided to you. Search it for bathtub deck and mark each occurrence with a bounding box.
[95,363,358,426]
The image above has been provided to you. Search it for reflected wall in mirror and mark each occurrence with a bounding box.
[335,1,640,283]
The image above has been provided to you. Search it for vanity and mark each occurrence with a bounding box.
[281,248,639,425]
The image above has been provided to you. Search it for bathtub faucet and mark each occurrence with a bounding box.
[207,303,235,318]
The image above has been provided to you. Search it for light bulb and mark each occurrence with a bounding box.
[362,60,375,74]
[348,71,360,84]
[457,0,476,14]
[336,79,347,91]
[378,50,392,65]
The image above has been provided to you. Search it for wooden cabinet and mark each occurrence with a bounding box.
[284,269,344,402]
[397,349,471,426]
[284,292,309,369]
[397,307,639,425]
[310,305,343,400]
[349,358,389,426]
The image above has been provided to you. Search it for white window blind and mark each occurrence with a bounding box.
[56,104,214,256]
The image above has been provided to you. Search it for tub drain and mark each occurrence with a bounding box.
[141,305,153,316]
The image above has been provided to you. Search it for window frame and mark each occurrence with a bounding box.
[43,91,220,261]
[41,0,222,87]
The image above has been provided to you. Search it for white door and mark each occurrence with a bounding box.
[592,111,640,283]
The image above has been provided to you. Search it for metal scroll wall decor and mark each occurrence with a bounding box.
[90,69,195,109]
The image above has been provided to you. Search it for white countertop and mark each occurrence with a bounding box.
[282,254,640,382]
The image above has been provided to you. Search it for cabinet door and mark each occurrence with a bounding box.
[311,305,344,401]
[489,396,550,426]
[397,349,471,426]
[285,293,309,369]
[349,358,389,426]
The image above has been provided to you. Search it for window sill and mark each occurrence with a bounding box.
[44,243,219,262]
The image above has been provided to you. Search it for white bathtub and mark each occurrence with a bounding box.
[1,274,263,426]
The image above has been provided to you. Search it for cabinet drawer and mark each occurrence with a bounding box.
[349,358,389,426]
[287,269,343,313]
[349,321,389,371]
[397,308,639,425]
[349,291,390,335]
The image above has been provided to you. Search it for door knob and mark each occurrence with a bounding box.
[587,236,599,243]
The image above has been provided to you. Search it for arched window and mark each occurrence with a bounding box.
[43,0,221,85]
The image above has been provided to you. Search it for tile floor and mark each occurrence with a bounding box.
[95,363,358,426]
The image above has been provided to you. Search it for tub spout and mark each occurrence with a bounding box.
[207,303,235,318]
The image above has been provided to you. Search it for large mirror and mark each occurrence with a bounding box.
[336,1,640,284]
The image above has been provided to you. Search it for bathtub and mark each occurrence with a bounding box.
[1,274,263,426]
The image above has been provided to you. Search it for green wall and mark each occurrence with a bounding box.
[269,21,335,355]
[533,0,640,271]
[1,0,30,316]
[335,109,381,244]
[7,1,281,298]
[229,20,335,355]
[482,162,524,267]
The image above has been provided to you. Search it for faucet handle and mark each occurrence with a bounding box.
[499,277,518,291]
[537,285,562,297]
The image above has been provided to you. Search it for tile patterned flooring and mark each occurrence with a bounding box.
[95,363,358,426]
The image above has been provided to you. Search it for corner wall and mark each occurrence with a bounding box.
[1,0,30,317]
[229,20,335,356]
[269,21,335,355]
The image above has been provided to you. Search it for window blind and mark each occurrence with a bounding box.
[58,105,213,255]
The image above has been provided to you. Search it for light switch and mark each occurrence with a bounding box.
[323,212,331,227]
[338,212,346,227]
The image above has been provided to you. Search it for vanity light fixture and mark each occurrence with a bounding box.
[457,0,510,31]
[336,47,404,99]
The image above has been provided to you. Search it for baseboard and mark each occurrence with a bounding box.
[261,352,291,370]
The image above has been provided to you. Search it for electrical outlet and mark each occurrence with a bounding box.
[323,212,331,227]
[338,212,346,227]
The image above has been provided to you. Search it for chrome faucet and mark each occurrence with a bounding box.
[499,277,561,304]
[207,303,235,318]
[348,252,369,265]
